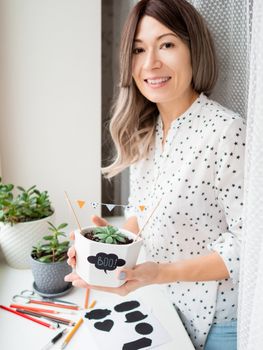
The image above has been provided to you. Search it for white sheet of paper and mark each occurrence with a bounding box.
[79,298,172,350]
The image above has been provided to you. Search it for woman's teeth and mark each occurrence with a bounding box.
[146,77,170,85]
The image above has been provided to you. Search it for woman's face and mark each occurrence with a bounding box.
[132,16,194,106]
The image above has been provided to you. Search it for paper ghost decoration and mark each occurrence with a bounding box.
[85,309,111,320]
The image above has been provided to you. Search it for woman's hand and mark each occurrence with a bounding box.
[65,261,160,296]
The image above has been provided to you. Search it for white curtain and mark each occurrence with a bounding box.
[189,0,263,349]
[238,0,263,349]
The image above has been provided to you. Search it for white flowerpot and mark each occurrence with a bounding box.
[75,226,142,287]
[0,213,55,269]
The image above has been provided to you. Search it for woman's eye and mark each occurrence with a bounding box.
[132,47,144,55]
[161,42,175,49]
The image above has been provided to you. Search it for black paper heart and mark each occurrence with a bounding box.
[94,319,114,332]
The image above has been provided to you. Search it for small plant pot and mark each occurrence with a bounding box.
[75,226,142,287]
[0,212,55,269]
[30,255,72,296]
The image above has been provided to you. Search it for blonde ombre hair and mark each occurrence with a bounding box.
[102,0,218,178]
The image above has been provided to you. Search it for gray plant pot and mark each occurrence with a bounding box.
[30,255,72,296]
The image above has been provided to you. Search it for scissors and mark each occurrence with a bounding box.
[12,289,78,306]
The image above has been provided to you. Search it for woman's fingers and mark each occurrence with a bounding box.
[67,246,75,258]
[67,257,76,268]
[67,246,76,267]
[64,272,89,288]
[85,279,144,296]
[91,215,109,227]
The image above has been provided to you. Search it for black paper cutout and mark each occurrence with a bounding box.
[114,300,140,313]
[85,309,111,320]
[125,311,148,323]
[122,337,152,350]
[87,253,125,273]
[135,322,153,335]
[94,319,114,332]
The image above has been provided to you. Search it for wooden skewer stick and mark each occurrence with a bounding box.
[64,191,82,232]
[134,198,162,242]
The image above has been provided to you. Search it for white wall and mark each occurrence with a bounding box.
[0,0,101,230]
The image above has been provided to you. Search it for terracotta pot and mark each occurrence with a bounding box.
[75,226,142,287]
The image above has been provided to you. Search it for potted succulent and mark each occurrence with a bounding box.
[75,225,142,288]
[30,222,72,296]
[0,178,54,268]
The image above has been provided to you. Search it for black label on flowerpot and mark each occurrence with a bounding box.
[87,253,126,273]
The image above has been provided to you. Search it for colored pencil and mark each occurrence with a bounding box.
[84,288,90,309]
[0,305,55,329]
[29,299,80,310]
[61,317,83,349]
[89,300,96,309]
[10,303,76,315]
[16,309,75,326]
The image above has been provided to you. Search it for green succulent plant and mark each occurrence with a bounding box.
[31,222,69,263]
[0,177,53,225]
[93,225,127,244]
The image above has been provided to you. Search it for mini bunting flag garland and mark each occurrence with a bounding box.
[76,200,147,212]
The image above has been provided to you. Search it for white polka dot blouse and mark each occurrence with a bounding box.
[125,93,246,349]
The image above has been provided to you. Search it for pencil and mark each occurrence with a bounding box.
[84,288,90,309]
[29,299,80,310]
[10,303,76,315]
[89,300,96,309]
[10,304,62,314]
[60,317,83,349]
[0,305,55,329]
[16,309,75,326]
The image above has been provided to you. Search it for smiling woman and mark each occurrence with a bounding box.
[66,2,245,350]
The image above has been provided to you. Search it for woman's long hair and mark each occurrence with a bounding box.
[102,0,218,178]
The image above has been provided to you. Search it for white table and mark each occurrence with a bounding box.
[0,259,195,350]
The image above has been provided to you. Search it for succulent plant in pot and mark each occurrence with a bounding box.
[86,225,133,245]
[0,178,54,268]
[30,222,72,296]
[74,225,142,288]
